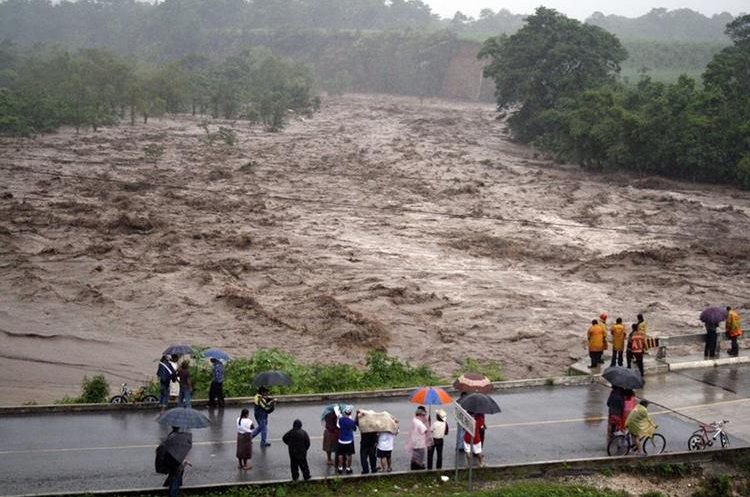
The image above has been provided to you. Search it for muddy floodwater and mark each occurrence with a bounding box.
[1,94,749,405]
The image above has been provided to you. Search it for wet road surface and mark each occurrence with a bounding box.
[1,365,748,496]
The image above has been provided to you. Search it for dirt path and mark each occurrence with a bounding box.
[1,94,749,404]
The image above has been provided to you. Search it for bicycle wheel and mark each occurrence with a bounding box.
[687,433,705,451]
[720,432,730,448]
[142,395,159,404]
[109,395,127,404]
[607,435,630,456]
[643,433,666,455]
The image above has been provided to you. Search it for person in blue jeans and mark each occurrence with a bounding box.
[157,355,176,415]
[178,360,192,408]
[251,386,276,447]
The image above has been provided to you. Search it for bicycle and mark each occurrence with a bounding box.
[109,383,159,404]
[687,420,730,450]
[607,429,666,456]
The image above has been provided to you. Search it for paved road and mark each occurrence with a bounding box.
[1,365,748,496]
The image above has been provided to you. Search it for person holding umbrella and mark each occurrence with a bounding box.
[463,412,485,467]
[155,407,209,497]
[157,427,192,497]
[321,405,341,466]
[251,386,276,447]
[700,306,728,359]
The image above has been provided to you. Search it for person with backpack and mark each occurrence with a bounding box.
[251,386,276,447]
[157,355,177,415]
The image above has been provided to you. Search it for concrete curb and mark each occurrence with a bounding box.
[667,355,750,371]
[7,446,748,497]
[0,375,595,416]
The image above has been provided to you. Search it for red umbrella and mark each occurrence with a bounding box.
[453,373,493,394]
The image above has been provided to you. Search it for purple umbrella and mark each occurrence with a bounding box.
[700,307,728,325]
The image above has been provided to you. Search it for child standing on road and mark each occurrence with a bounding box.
[377,430,395,472]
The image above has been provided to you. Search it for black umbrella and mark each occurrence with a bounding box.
[457,393,501,414]
[158,408,210,429]
[252,370,292,387]
[162,431,193,464]
[602,366,644,389]
[163,344,194,357]
[700,307,728,326]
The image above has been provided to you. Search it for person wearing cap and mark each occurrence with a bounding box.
[407,406,431,470]
[336,405,357,474]
[428,409,448,470]
[282,419,311,481]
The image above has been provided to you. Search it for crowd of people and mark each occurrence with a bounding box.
[587,313,649,376]
[152,307,742,496]
[587,308,744,378]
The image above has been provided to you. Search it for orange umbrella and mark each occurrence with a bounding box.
[409,386,452,406]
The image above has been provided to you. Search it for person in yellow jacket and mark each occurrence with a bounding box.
[625,399,657,454]
[609,317,626,367]
[587,319,607,368]
[726,307,743,357]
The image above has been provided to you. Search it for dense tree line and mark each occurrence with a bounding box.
[481,10,750,188]
[586,8,735,42]
[0,0,437,52]
[620,40,727,78]
[0,43,318,135]
[0,2,739,94]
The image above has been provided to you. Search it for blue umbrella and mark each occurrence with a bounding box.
[163,344,194,357]
[321,403,347,421]
[203,348,231,363]
[700,307,728,326]
[158,407,210,429]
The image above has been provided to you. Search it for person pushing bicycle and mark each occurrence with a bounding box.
[625,399,657,454]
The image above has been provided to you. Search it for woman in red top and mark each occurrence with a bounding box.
[463,413,485,467]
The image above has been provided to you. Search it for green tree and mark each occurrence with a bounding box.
[480,7,627,142]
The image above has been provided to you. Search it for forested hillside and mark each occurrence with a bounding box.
[481,8,750,188]
[0,1,739,89]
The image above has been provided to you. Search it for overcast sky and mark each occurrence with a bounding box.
[424,1,748,21]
